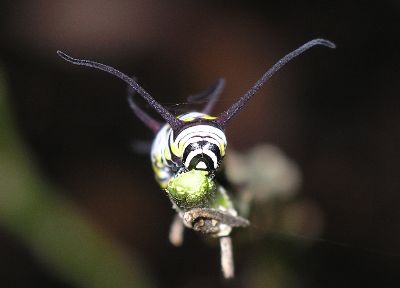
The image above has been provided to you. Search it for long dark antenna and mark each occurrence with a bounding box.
[57,51,183,131]
[216,38,336,127]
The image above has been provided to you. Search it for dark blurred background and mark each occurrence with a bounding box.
[0,1,399,287]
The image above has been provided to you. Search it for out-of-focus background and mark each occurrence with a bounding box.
[0,1,399,287]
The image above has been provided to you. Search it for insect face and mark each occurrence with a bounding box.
[170,113,227,173]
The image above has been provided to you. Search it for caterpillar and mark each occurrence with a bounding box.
[57,38,335,279]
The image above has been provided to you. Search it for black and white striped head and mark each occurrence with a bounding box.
[171,112,227,172]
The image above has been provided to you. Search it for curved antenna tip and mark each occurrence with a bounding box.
[56,50,68,58]
[57,50,78,63]
[312,38,336,49]
[56,49,183,131]
[215,37,336,127]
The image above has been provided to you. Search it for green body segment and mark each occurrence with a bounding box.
[209,185,234,211]
[166,170,216,210]
[166,169,236,215]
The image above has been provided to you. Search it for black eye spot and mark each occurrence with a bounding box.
[188,154,214,171]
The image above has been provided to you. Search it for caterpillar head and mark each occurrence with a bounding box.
[170,113,227,174]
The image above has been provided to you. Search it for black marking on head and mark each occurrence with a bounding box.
[183,141,222,171]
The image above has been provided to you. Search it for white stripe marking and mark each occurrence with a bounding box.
[184,149,203,168]
[196,161,207,169]
[203,149,218,169]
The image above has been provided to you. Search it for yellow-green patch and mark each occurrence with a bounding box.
[166,170,216,210]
